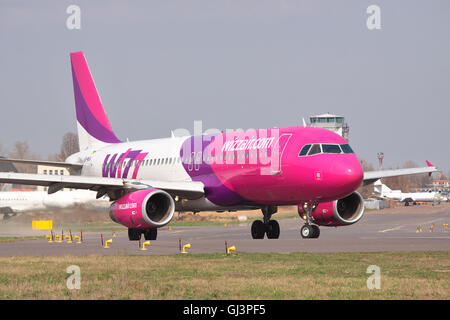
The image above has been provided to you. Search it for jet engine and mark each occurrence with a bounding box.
[298,191,365,227]
[109,189,175,229]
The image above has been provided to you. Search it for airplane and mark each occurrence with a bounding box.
[373,179,448,206]
[0,51,439,240]
[0,189,110,219]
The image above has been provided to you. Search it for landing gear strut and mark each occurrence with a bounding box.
[128,228,158,241]
[251,206,280,239]
[298,203,320,239]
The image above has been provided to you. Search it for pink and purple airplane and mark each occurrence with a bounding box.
[0,52,438,240]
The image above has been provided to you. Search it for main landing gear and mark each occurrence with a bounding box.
[298,203,320,239]
[128,228,157,241]
[251,206,280,239]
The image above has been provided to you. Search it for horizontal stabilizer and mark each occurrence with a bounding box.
[0,158,83,170]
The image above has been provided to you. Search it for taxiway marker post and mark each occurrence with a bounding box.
[182,243,191,254]
[227,246,236,255]
[141,241,150,251]
[104,239,112,249]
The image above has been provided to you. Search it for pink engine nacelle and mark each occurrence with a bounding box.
[109,189,175,229]
[298,192,365,227]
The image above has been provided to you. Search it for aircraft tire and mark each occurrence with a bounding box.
[266,220,280,239]
[301,224,317,239]
[311,225,320,238]
[251,220,265,239]
[128,228,141,241]
[144,228,157,241]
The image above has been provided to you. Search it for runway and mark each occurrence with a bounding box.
[0,206,449,256]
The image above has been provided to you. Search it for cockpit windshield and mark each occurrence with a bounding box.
[298,143,355,157]
[298,144,311,156]
[322,144,342,154]
[340,144,354,154]
[308,144,322,155]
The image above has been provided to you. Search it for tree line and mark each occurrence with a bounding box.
[0,132,79,175]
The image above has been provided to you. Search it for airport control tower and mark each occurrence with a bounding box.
[308,113,349,141]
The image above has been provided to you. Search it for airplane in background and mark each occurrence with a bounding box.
[0,189,110,219]
[373,179,448,206]
[0,51,439,240]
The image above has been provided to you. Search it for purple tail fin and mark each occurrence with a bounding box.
[70,51,120,150]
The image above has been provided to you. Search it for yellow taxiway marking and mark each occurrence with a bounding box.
[378,226,403,233]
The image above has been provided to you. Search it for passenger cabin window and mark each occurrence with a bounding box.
[322,144,342,154]
[308,144,322,155]
[340,144,354,154]
[298,144,311,157]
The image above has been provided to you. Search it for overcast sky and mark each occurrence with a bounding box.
[1,1,449,173]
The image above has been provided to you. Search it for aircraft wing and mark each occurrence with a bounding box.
[0,158,83,170]
[363,166,439,186]
[0,172,204,200]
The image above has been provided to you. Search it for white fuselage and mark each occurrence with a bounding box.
[79,137,192,182]
[380,191,447,203]
[0,189,110,214]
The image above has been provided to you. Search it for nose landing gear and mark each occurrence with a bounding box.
[251,206,280,239]
[298,202,320,239]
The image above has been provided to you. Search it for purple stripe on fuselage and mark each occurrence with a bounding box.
[180,135,249,207]
[71,62,121,144]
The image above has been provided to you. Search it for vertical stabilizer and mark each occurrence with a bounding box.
[70,51,121,151]
[374,179,392,196]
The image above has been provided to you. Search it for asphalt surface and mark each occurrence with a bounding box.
[0,204,449,256]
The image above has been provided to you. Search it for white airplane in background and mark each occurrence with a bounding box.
[0,189,110,219]
[373,179,448,206]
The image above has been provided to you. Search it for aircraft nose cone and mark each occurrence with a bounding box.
[330,157,364,195]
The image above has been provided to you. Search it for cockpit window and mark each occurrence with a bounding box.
[308,144,322,155]
[322,144,342,154]
[340,144,354,154]
[298,144,311,157]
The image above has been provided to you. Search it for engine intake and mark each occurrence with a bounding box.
[298,191,365,227]
[332,191,365,225]
[110,189,175,229]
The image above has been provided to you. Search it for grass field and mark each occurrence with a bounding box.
[0,236,45,243]
[0,251,448,299]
